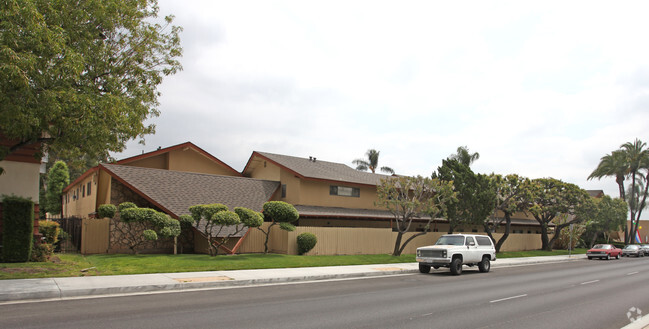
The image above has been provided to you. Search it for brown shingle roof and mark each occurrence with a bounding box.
[251,152,392,186]
[101,164,279,237]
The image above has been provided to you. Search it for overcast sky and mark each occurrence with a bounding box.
[115,1,649,202]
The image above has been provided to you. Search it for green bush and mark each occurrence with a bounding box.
[30,243,53,262]
[98,204,117,218]
[234,207,263,228]
[2,195,34,262]
[118,202,137,212]
[38,220,60,245]
[297,232,317,255]
[143,229,158,241]
[263,201,299,223]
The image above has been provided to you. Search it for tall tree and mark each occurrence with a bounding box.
[44,161,70,216]
[353,149,394,174]
[588,150,628,200]
[433,159,495,233]
[484,174,533,253]
[0,0,183,170]
[620,139,649,243]
[375,175,455,256]
[584,195,628,247]
[527,178,593,251]
[450,146,480,167]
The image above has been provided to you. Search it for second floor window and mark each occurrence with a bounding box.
[330,185,360,197]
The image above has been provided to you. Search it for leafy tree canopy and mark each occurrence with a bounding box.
[0,0,182,163]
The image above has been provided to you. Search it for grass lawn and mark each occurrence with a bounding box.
[0,249,586,280]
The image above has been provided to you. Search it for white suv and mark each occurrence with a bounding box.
[416,234,497,275]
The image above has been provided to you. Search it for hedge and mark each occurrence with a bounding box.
[2,195,34,262]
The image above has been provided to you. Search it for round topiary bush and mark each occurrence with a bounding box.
[98,204,117,219]
[297,232,317,255]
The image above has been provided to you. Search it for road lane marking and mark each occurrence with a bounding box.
[627,271,639,276]
[490,294,527,303]
[580,280,600,285]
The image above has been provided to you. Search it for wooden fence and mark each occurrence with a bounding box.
[78,220,544,255]
[80,218,110,254]
[236,224,543,255]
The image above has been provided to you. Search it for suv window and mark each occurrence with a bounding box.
[465,237,475,246]
[476,236,492,246]
[435,236,465,246]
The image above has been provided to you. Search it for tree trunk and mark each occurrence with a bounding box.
[392,232,404,256]
[590,231,600,248]
[397,231,427,256]
[540,224,551,251]
[494,213,512,253]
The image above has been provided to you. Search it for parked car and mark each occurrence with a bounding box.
[416,234,496,275]
[587,244,622,260]
[622,245,643,257]
[640,244,649,256]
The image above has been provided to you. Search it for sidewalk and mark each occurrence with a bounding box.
[0,254,585,303]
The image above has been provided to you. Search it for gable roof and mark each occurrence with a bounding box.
[116,142,240,176]
[100,164,279,218]
[244,151,392,187]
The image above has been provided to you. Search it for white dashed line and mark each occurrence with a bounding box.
[580,280,600,285]
[490,294,528,303]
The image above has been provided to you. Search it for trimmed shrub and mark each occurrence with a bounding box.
[38,220,60,245]
[2,195,34,262]
[234,207,263,228]
[297,232,317,255]
[118,202,137,212]
[30,243,54,262]
[98,204,117,219]
[143,229,158,241]
[262,201,299,223]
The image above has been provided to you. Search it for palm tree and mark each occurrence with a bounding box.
[353,149,394,174]
[450,146,480,167]
[621,139,649,242]
[588,150,627,200]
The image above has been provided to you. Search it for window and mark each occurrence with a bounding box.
[87,182,92,196]
[476,236,492,246]
[465,237,476,246]
[330,185,360,197]
[82,184,85,197]
[281,184,287,198]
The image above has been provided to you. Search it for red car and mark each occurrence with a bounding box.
[587,244,622,260]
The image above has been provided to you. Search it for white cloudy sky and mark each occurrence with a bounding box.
[115,1,649,201]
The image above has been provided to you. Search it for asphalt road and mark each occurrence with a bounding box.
[1,257,649,329]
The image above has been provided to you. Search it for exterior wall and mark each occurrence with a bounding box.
[96,170,112,207]
[167,148,238,176]
[247,156,281,181]
[124,153,168,169]
[0,161,40,201]
[279,170,302,204]
[107,178,175,253]
[62,172,98,219]
[298,180,379,209]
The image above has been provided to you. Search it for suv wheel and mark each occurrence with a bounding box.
[419,264,431,274]
[478,256,490,273]
[450,257,463,275]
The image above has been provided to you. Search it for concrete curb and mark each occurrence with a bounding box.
[0,255,586,303]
